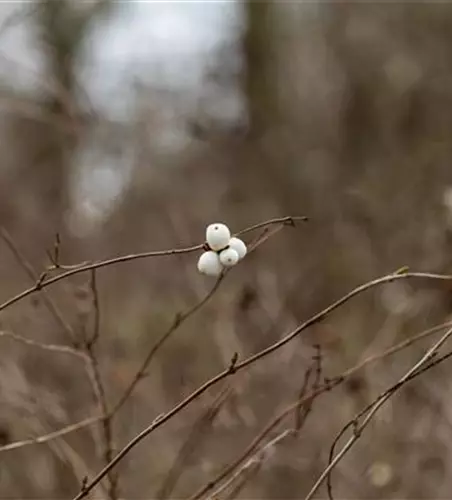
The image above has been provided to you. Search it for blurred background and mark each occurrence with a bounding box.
[2,1,452,498]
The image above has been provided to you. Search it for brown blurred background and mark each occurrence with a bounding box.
[2,1,452,498]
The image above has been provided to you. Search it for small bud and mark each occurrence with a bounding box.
[197,251,223,276]
[219,248,239,267]
[206,223,231,251]
[228,237,247,260]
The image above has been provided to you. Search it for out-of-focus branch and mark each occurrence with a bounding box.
[212,428,294,500]
[0,415,100,453]
[83,269,117,500]
[0,329,86,360]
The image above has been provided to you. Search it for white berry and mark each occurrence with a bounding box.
[228,237,247,260]
[206,223,231,251]
[219,248,239,267]
[197,251,223,276]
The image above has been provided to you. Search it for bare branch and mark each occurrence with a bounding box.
[84,269,118,500]
[305,326,452,500]
[0,226,75,341]
[0,216,308,314]
[211,428,295,500]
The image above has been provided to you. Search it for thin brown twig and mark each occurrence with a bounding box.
[0,216,307,315]
[304,326,452,500]
[246,222,287,252]
[0,226,75,341]
[46,232,90,272]
[295,344,322,432]
[110,275,225,417]
[0,245,202,314]
[84,269,117,500]
[89,269,101,347]
[294,366,313,432]
[85,351,109,454]
[235,215,308,236]
[71,271,452,500]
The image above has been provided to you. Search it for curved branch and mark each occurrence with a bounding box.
[0,216,307,314]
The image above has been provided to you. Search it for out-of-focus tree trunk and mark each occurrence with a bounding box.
[33,0,79,230]
[242,0,279,137]
[4,1,110,247]
[238,1,310,234]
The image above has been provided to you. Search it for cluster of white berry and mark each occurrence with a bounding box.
[197,223,247,277]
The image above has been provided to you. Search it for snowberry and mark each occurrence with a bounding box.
[228,237,247,260]
[206,223,231,251]
[197,251,223,276]
[219,248,239,267]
